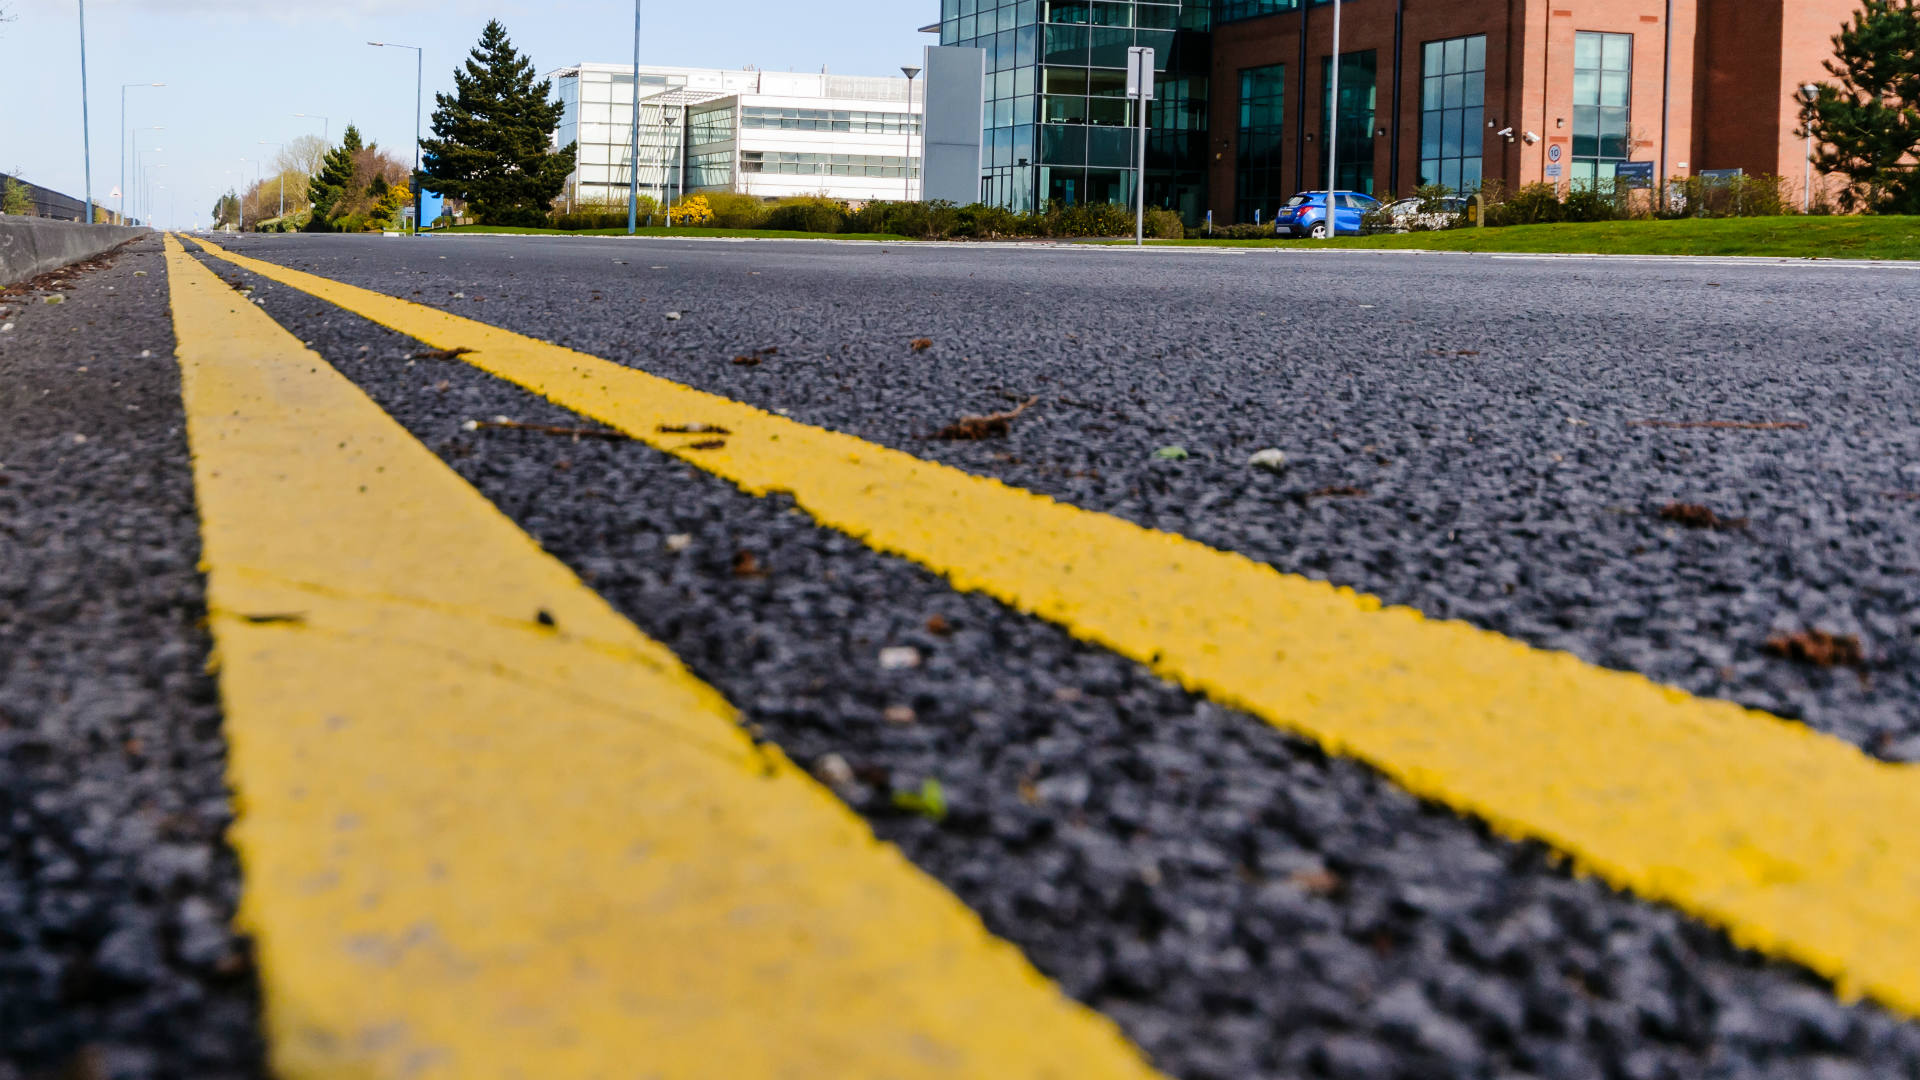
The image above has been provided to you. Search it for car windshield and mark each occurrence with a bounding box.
[1285,194,1317,207]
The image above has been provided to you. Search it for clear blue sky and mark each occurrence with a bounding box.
[0,0,930,227]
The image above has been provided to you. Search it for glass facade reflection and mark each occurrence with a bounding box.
[1419,35,1486,193]
[1318,50,1377,193]
[1235,63,1286,222]
[938,0,1211,220]
[1571,31,1633,189]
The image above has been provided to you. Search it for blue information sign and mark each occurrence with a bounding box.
[1614,161,1655,189]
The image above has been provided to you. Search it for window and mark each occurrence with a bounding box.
[1236,63,1285,223]
[1319,50,1377,194]
[739,107,919,135]
[1216,0,1295,25]
[739,151,919,178]
[689,105,735,147]
[1419,35,1485,193]
[688,151,733,188]
[1571,31,1632,189]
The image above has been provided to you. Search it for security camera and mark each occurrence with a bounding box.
[1522,131,1541,145]
[1495,126,1514,138]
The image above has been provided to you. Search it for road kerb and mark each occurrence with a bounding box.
[161,234,1166,1080]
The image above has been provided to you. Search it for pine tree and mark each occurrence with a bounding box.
[305,125,365,231]
[420,20,576,226]
[1802,0,1920,212]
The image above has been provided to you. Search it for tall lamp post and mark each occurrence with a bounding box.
[77,0,95,223]
[627,0,644,234]
[260,139,284,223]
[135,143,162,226]
[121,84,164,225]
[128,127,163,224]
[1798,83,1821,213]
[294,112,331,144]
[368,41,424,237]
[900,65,921,203]
[1326,0,1343,232]
[144,164,166,230]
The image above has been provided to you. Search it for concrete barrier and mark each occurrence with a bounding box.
[0,218,151,287]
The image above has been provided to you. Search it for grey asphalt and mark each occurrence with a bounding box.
[4,230,1919,1079]
[0,240,261,1080]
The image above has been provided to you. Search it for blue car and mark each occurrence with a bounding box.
[1273,190,1381,238]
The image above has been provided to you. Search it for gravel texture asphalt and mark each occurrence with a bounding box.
[169,233,1920,1080]
[0,239,263,1080]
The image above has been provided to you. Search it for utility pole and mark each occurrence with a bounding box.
[122,83,164,225]
[1127,46,1154,246]
[1327,0,1342,216]
[628,0,643,234]
[368,42,424,236]
[77,0,94,223]
[900,66,920,202]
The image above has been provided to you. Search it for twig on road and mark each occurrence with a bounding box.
[931,396,1039,440]
[461,416,630,441]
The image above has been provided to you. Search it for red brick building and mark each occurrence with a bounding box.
[1208,0,1858,221]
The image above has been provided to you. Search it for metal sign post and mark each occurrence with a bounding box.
[1126,46,1155,246]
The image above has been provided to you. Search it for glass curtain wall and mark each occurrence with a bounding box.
[1235,64,1286,222]
[1571,31,1632,189]
[1418,35,1485,193]
[940,0,1209,219]
[1318,50,1377,193]
[558,69,689,209]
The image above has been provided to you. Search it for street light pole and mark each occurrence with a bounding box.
[900,65,920,203]
[295,113,331,144]
[1327,0,1342,229]
[77,0,95,223]
[628,0,643,234]
[1798,83,1821,214]
[121,83,163,225]
[369,42,424,236]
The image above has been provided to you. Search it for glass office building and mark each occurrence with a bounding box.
[934,0,1212,219]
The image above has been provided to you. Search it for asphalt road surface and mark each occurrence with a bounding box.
[4,231,1919,1080]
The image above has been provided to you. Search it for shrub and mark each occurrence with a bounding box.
[852,199,964,238]
[551,195,657,231]
[1486,182,1566,226]
[1661,173,1790,219]
[765,196,851,232]
[1187,222,1276,239]
[951,202,1018,237]
[705,192,769,229]
[667,194,713,226]
[1144,206,1185,239]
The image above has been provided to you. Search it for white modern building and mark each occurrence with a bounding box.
[548,63,924,208]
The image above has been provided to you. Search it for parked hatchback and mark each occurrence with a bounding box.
[1274,190,1381,238]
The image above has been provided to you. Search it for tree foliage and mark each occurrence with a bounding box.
[1802,0,1920,212]
[211,191,239,229]
[305,125,364,229]
[2,175,30,216]
[420,20,575,226]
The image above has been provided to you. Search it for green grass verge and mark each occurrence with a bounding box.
[440,224,907,241]
[1138,216,1920,260]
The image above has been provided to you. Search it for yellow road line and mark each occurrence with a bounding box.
[161,233,1162,1080]
[189,235,1920,1019]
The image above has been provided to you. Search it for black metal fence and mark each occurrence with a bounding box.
[0,173,101,222]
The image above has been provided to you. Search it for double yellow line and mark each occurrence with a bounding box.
[166,232,1920,1076]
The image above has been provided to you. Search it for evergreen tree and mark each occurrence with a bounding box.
[420,21,575,226]
[1802,0,1920,212]
[305,125,365,231]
